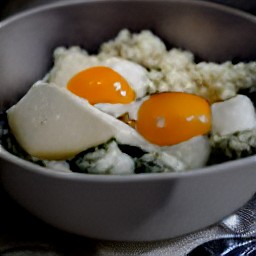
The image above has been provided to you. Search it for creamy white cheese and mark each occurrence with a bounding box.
[211,95,256,136]
[7,81,158,160]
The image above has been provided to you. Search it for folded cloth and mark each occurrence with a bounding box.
[95,226,229,256]
[188,194,256,255]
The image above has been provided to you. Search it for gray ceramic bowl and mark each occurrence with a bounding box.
[0,0,256,242]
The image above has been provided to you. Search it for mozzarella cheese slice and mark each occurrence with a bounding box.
[7,81,156,160]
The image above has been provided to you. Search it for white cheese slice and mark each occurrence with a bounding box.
[211,94,256,136]
[7,81,156,160]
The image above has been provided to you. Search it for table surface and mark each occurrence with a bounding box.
[0,1,255,255]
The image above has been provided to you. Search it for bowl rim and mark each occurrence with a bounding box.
[1,0,256,182]
[1,0,256,27]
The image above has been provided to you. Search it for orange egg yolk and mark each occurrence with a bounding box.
[136,92,211,146]
[67,66,135,105]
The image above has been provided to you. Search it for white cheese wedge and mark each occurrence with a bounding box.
[7,81,156,160]
[211,95,256,135]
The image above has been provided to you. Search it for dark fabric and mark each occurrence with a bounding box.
[188,238,256,256]
[0,187,98,255]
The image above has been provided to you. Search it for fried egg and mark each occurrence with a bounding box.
[67,66,136,105]
[65,57,151,119]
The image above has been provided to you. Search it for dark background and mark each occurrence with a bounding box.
[0,0,256,20]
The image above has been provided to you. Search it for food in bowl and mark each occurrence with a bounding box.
[1,29,256,175]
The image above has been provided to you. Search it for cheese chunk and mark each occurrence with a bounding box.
[211,95,256,135]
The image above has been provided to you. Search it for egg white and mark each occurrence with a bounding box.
[94,97,148,120]
[102,57,151,99]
